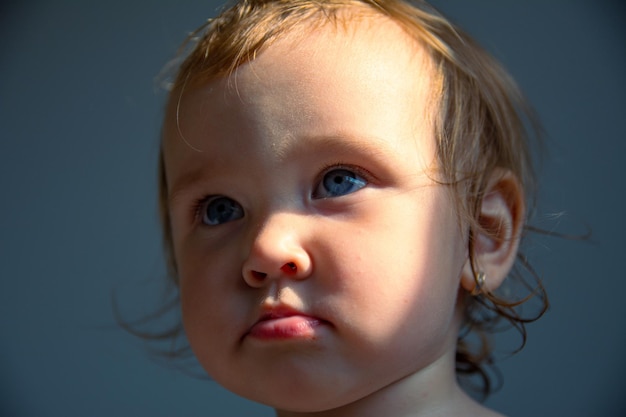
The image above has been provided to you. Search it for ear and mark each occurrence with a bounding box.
[460,170,525,294]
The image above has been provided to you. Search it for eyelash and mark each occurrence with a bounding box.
[192,195,212,223]
[315,162,375,188]
[190,163,375,223]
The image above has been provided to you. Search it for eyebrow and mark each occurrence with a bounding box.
[275,133,393,161]
[168,168,209,205]
[166,132,401,205]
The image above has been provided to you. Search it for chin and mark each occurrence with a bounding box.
[228,372,367,413]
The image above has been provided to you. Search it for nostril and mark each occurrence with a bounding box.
[251,271,267,280]
[281,262,297,274]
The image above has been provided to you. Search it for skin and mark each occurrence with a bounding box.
[162,12,505,417]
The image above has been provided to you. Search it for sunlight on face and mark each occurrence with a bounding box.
[163,13,468,414]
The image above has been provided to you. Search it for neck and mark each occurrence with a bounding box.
[274,349,499,417]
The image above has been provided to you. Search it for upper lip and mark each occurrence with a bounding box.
[256,304,313,322]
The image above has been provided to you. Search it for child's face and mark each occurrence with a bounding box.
[163,16,468,412]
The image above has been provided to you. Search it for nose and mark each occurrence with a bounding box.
[242,213,312,287]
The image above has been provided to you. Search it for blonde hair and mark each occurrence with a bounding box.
[153,0,547,397]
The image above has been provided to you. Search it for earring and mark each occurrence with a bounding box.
[471,271,486,296]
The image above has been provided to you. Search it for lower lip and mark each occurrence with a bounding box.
[248,316,322,340]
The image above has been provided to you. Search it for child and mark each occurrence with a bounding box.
[153,0,547,415]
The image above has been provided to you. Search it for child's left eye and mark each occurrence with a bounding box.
[313,168,368,199]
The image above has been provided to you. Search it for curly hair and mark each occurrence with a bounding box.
[124,0,548,399]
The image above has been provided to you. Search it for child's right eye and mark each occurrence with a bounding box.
[200,196,244,226]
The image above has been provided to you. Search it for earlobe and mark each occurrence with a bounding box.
[461,170,525,294]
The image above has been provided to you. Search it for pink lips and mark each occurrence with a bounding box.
[247,306,323,340]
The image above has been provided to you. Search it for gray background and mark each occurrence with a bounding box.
[1,1,625,416]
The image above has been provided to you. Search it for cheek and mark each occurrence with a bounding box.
[348,189,465,283]
[175,240,244,353]
[326,190,466,332]
[178,260,219,340]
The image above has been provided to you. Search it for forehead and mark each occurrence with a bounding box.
[236,16,432,115]
[162,12,439,185]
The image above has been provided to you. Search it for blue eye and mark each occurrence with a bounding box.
[314,168,367,198]
[201,196,244,225]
